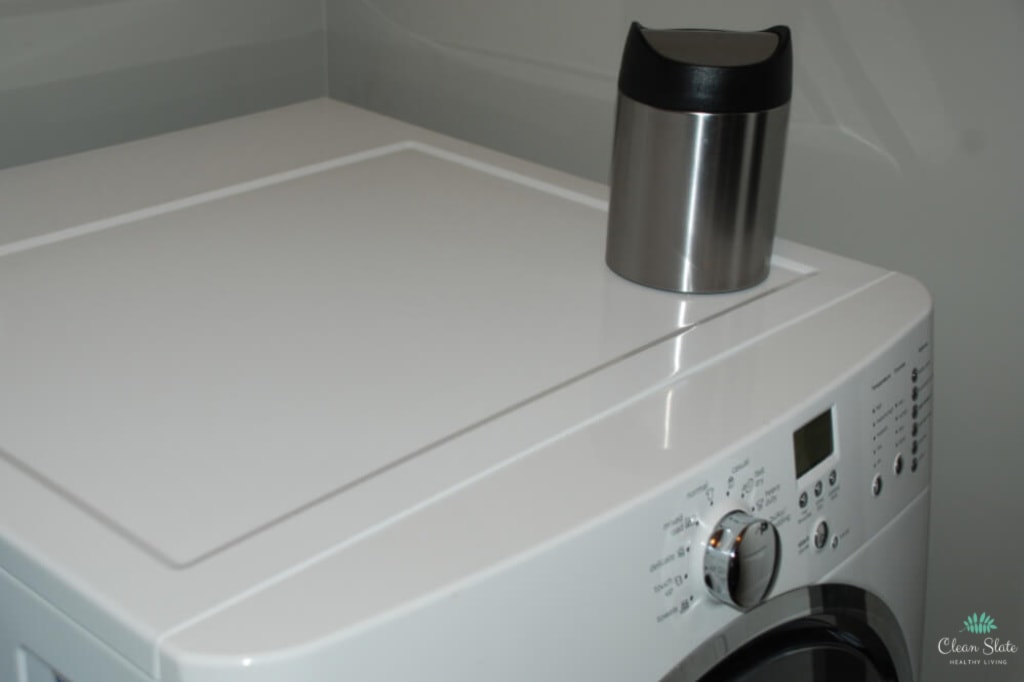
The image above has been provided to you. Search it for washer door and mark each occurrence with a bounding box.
[661,584,914,682]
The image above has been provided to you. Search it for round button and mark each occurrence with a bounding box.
[798,491,809,509]
[911,457,919,473]
[828,469,838,487]
[912,440,919,455]
[814,480,823,497]
[813,519,829,549]
[871,474,883,497]
[894,454,904,476]
[830,534,840,550]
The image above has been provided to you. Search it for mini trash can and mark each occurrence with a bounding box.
[606,23,793,293]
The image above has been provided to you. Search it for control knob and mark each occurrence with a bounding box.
[703,510,780,609]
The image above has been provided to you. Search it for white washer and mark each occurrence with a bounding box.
[0,101,931,682]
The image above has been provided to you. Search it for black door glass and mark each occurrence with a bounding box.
[702,644,886,681]
[699,620,898,682]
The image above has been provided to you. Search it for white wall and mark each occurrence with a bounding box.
[327,2,1024,680]
[0,0,326,169]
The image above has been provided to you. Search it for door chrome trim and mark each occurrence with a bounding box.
[660,584,913,681]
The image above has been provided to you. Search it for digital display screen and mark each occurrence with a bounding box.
[793,409,834,478]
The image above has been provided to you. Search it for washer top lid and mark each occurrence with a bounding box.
[0,136,806,569]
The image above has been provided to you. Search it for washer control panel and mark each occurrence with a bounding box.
[646,314,932,621]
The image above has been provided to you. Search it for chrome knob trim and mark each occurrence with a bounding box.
[703,510,780,609]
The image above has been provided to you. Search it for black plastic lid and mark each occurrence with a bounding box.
[617,22,792,113]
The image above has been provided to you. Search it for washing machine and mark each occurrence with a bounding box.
[0,100,931,682]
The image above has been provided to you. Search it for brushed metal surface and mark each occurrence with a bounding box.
[606,98,789,293]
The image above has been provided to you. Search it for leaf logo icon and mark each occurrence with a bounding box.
[961,612,998,635]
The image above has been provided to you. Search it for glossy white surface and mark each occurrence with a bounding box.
[0,101,930,680]
[1,99,631,675]
[0,138,808,569]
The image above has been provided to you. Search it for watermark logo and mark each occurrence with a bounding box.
[962,612,998,635]
[938,611,1018,669]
